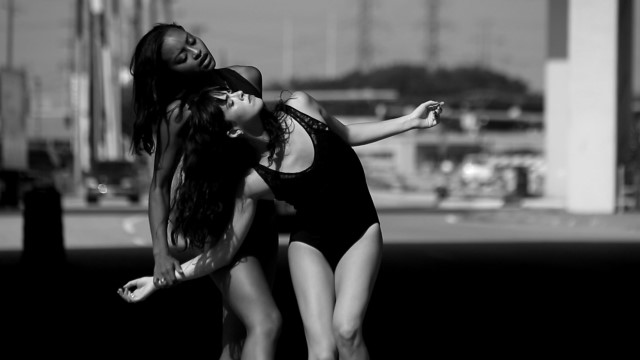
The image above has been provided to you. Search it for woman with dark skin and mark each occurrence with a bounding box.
[119,86,443,359]
[125,23,281,360]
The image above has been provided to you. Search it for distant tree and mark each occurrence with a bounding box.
[267,64,531,100]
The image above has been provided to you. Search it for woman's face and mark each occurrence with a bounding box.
[161,28,215,75]
[215,90,264,133]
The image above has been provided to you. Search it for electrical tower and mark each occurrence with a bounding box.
[357,0,373,74]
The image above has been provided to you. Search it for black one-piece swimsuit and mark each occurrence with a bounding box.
[254,105,379,270]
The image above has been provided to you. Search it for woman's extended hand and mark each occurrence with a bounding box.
[409,101,444,129]
[117,276,157,303]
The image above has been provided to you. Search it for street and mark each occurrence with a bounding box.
[1,198,639,358]
[2,196,639,250]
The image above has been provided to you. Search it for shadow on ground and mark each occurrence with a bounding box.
[2,241,639,358]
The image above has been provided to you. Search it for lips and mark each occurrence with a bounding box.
[200,54,211,68]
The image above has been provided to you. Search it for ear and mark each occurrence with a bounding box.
[226,128,244,138]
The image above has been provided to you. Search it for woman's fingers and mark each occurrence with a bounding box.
[117,287,135,302]
[121,279,138,289]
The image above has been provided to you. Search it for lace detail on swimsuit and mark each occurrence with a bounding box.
[284,105,329,133]
[253,104,328,183]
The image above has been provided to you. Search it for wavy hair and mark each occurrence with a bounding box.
[169,89,289,250]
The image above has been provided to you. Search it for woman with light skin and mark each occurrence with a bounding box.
[126,23,281,360]
[120,85,443,359]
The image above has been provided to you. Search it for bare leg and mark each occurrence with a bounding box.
[214,304,245,360]
[333,224,382,360]
[211,256,281,360]
[288,242,337,360]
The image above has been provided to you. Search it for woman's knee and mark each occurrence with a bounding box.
[333,318,363,347]
[248,308,282,339]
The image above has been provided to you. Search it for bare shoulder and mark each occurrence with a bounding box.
[228,65,262,90]
[285,91,324,122]
[166,100,190,124]
[163,100,191,137]
[285,91,316,109]
[228,65,261,78]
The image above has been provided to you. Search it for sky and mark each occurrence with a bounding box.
[1,0,640,105]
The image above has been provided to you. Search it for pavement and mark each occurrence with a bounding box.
[27,189,636,236]
[370,190,640,234]
[2,189,638,358]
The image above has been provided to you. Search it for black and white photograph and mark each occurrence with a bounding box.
[1,0,639,358]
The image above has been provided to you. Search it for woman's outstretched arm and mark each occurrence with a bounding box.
[339,100,443,145]
[290,91,443,146]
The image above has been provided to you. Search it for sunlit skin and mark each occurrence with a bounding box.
[129,23,280,360]
[161,28,216,75]
[118,93,444,302]
[120,86,444,360]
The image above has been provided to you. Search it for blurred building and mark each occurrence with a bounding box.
[544,0,636,214]
[68,0,173,193]
[266,89,545,199]
[0,68,29,206]
[0,0,173,206]
[0,68,29,171]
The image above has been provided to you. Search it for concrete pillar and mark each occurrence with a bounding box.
[565,0,633,213]
[543,0,569,203]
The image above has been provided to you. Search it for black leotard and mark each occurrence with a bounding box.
[254,105,379,270]
[216,68,278,269]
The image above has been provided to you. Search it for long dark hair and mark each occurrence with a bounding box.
[129,22,191,155]
[169,89,288,250]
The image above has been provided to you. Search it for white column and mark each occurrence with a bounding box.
[565,0,624,213]
[543,0,569,203]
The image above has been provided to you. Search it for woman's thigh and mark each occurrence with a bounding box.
[333,224,383,324]
[288,242,336,337]
[211,256,279,326]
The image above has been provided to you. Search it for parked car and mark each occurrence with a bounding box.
[84,160,143,204]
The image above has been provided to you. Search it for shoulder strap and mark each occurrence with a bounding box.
[283,105,328,133]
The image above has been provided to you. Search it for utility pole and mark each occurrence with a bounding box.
[357,0,373,74]
[5,0,15,68]
[424,0,441,71]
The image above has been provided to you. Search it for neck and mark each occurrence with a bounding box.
[244,132,270,158]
